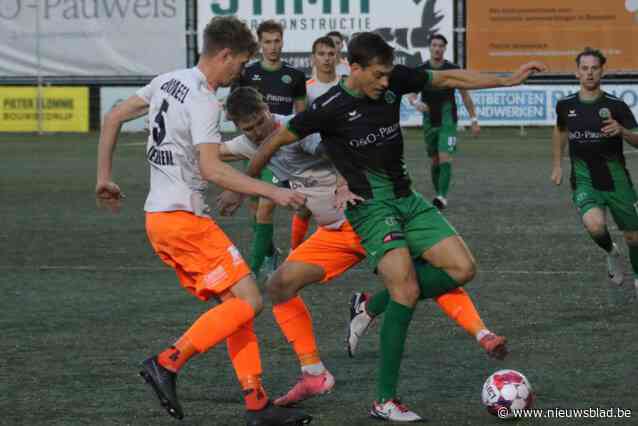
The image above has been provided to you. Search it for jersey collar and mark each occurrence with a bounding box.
[339,79,365,98]
[578,91,604,104]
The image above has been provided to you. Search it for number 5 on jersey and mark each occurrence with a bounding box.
[153,99,169,145]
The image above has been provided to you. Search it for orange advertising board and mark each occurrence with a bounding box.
[467,1,638,73]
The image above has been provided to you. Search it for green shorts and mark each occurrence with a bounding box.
[572,177,638,231]
[424,117,457,158]
[344,191,458,269]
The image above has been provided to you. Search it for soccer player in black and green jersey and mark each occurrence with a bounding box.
[552,47,638,299]
[408,34,480,209]
[235,20,307,279]
[246,32,545,422]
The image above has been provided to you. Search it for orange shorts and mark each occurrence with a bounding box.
[145,211,251,301]
[287,220,366,283]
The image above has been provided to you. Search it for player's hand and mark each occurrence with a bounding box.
[334,184,364,212]
[551,166,562,186]
[216,190,244,216]
[509,61,547,86]
[602,118,623,137]
[96,181,124,212]
[471,121,481,137]
[271,187,306,209]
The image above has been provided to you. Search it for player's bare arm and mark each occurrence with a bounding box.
[294,98,307,113]
[199,143,305,208]
[460,89,480,137]
[96,95,149,212]
[245,125,299,178]
[431,61,547,90]
[551,126,568,185]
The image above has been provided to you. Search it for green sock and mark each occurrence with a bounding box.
[438,162,452,197]
[628,245,638,276]
[378,300,414,402]
[367,291,390,316]
[365,261,461,316]
[431,164,440,193]
[249,223,274,273]
[414,260,460,299]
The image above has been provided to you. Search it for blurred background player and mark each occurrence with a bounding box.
[291,36,341,249]
[326,31,350,76]
[552,47,638,300]
[95,16,310,426]
[243,32,543,421]
[408,34,480,210]
[218,87,507,410]
[235,20,307,279]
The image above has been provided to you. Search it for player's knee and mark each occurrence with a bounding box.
[266,266,298,304]
[456,258,477,285]
[584,218,606,236]
[392,281,420,305]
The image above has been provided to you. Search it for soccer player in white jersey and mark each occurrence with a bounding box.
[217,87,508,412]
[95,16,311,426]
[291,36,342,249]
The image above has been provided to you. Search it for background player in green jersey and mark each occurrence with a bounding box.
[408,34,480,209]
[552,47,638,300]
[235,20,307,280]
[245,32,545,422]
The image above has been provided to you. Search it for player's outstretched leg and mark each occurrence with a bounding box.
[347,259,508,360]
[139,295,256,419]
[269,262,336,406]
[606,242,624,286]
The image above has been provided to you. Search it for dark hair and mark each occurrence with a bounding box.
[312,36,336,54]
[201,16,258,57]
[347,32,394,68]
[225,87,267,123]
[326,31,344,42]
[257,20,284,39]
[429,34,448,46]
[576,47,607,67]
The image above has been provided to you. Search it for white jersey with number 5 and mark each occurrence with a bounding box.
[136,67,222,214]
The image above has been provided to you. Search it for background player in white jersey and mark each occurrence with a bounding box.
[218,87,508,409]
[292,36,342,249]
[95,16,310,426]
[326,31,350,76]
[236,20,308,280]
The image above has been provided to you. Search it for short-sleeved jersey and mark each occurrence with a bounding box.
[136,67,222,213]
[223,115,343,227]
[223,115,329,183]
[306,76,341,105]
[235,61,306,115]
[556,92,638,191]
[416,60,460,126]
[288,65,432,200]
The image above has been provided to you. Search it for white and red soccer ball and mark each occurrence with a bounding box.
[481,369,534,419]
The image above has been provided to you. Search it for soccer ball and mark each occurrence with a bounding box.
[481,369,534,419]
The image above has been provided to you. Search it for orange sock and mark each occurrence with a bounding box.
[434,288,486,337]
[178,297,256,357]
[227,320,268,411]
[158,335,198,373]
[272,296,321,367]
[291,214,311,249]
